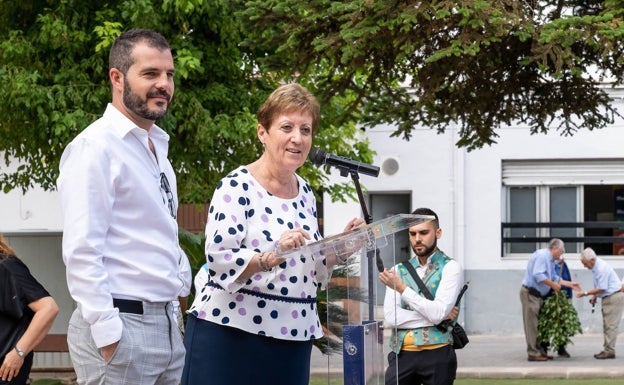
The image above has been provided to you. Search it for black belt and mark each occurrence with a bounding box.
[522,285,544,299]
[113,298,144,314]
[207,281,317,304]
[603,291,622,299]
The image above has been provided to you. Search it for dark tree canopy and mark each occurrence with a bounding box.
[3,1,623,201]
[240,0,624,149]
[0,0,373,203]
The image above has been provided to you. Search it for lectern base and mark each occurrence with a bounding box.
[342,321,385,385]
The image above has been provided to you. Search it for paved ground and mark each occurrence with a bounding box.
[31,333,624,383]
[310,332,624,379]
[455,333,624,379]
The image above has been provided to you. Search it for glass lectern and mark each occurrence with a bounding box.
[276,214,434,385]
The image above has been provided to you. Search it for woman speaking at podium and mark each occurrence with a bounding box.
[182,83,363,385]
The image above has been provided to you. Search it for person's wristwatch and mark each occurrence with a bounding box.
[14,345,25,358]
[584,291,588,296]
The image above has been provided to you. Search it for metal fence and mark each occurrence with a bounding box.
[501,221,624,256]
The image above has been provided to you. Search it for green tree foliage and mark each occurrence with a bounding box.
[240,0,624,150]
[538,291,582,350]
[0,0,374,203]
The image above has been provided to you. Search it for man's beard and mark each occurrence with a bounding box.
[123,80,171,121]
[413,239,437,258]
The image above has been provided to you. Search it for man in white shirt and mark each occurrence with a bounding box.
[577,247,624,359]
[57,29,191,385]
[379,208,462,385]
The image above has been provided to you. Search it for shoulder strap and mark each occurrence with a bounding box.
[401,261,434,300]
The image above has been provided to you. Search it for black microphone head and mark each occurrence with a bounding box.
[309,147,326,166]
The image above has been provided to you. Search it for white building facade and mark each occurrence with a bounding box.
[324,92,624,334]
[2,93,624,350]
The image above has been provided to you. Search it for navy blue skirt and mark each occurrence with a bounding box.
[182,314,314,385]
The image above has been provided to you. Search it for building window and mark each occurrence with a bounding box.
[508,187,537,253]
[549,186,580,252]
[505,186,580,254]
[502,159,624,257]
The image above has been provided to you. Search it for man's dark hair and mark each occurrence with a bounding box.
[412,207,439,228]
[109,29,170,75]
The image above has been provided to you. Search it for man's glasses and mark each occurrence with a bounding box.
[160,172,177,219]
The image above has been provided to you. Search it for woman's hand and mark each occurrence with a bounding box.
[320,217,367,266]
[277,228,311,252]
[343,217,366,233]
[0,296,59,381]
[0,349,24,382]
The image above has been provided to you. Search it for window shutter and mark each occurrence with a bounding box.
[502,159,624,186]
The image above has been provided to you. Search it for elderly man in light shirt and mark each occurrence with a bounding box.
[520,238,581,362]
[577,247,624,359]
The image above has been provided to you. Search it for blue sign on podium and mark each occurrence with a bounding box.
[343,321,385,385]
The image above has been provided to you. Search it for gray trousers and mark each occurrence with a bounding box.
[67,302,185,385]
[601,291,624,354]
[520,286,544,357]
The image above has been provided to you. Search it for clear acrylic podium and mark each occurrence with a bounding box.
[276,214,434,385]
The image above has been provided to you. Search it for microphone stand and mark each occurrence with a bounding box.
[347,169,382,321]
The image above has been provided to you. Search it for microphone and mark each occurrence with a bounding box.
[308,147,380,177]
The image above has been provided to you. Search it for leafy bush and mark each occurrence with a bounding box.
[537,291,582,350]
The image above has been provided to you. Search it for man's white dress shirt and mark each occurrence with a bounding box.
[58,104,191,347]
